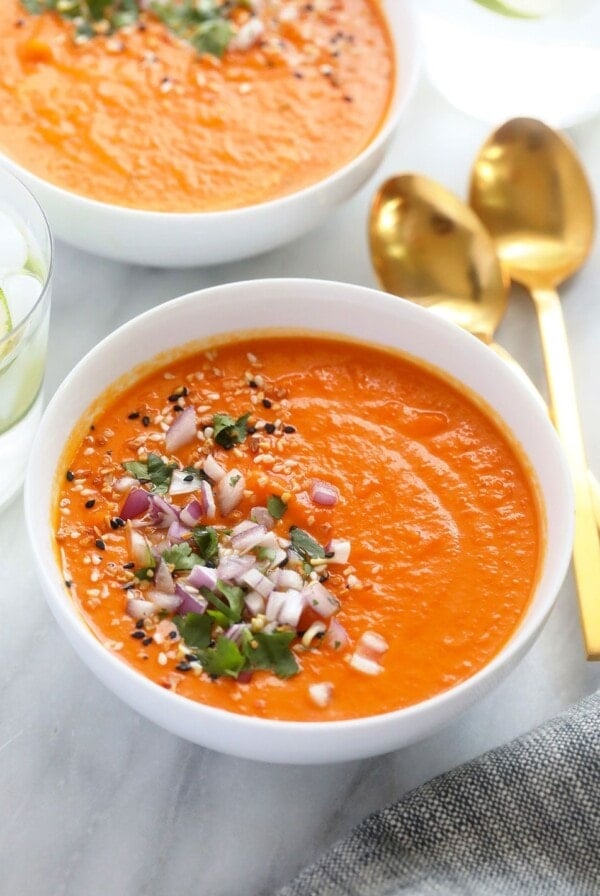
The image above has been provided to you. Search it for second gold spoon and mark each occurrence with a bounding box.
[469,118,600,659]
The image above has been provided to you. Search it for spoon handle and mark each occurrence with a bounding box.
[530,286,600,660]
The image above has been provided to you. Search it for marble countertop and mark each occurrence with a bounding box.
[3,72,600,896]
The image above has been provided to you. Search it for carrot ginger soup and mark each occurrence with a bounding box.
[0,1,394,212]
[54,334,543,722]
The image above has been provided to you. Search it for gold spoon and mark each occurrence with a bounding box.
[469,117,600,659]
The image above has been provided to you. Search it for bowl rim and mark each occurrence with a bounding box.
[24,278,574,760]
[0,0,421,222]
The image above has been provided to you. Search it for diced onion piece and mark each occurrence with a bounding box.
[126,597,155,620]
[217,554,256,583]
[167,519,190,543]
[126,527,153,568]
[169,469,201,496]
[148,494,179,528]
[113,475,138,494]
[215,468,245,515]
[147,589,182,612]
[176,584,207,616]
[301,581,340,618]
[274,568,304,591]
[165,405,197,453]
[202,454,227,482]
[309,682,333,708]
[154,558,175,594]
[244,590,265,616]
[323,617,350,651]
[325,538,351,564]
[200,480,216,519]
[186,564,218,591]
[231,519,257,536]
[223,622,248,644]
[357,631,389,657]
[231,523,267,554]
[310,479,339,507]
[349,653,384,676]
[180,499,203,527]
[278,589,305,628]
[265,590,288,622]
[241,566,274,598]
[250,506,276,530]
[120,487,150,520]
[230,16,264,50]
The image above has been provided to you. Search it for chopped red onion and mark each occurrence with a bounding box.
[180,499,203,527]
[165,405,197,453]
[310,479,339,507]
[217,554,256,583]
[309,682,333,708]
[186,564,218,591]
[176,584,207,616]
[274,568,304,591]
[126,528,153,568]
[301,581,340,618]
[349,653,383,675]
[223,622,248,644]
[148,494,179,528]
[323,617,350,650]
[357,631,389,657]
[154,558,175,594]
[126,597,155,620]
[113,475,138,493]
[265,590,288,622]
[241,566,274,598]
[200,480,216,519]
[120,487,150,520]
[169,469,201,496]
[244,590,265,616]
[167,520,191,543]
[231,523,267,554]
[216,468,245,515]
[147,589,182,612]
[325,538,351,564]
[202,454,227,482]
[250,506,276,530]
[277,589,305,628]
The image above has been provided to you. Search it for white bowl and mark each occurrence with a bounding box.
[0,3,420,268]
[24,279,574,763]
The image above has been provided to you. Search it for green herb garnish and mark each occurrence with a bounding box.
[21,0,139,39]
[161,542,203,571]
[201,580,245,623]
[196,637,246,679]
[471,0,539,18]
[174,612,213,649]
[190,525,220,565]
[150,0,235,58]
[289,525,326,562]
[244,630,299,679]
[213,412,251,449]
[123,452,176,494]
[267,494,287,520]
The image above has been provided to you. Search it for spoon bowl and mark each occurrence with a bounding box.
[369,173,509,342]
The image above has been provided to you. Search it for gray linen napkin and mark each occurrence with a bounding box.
[275,692,600,895]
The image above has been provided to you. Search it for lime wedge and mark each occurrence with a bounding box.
[471,0,546,18]
[0,287,13,339]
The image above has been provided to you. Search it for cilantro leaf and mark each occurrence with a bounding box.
[244,630,299,679]
[196,637,246,679]
[213,412,251,449]
[123,452,176,494]
[289,526,326,562]
[201,580,245,623]
[267,494,287,520]
[162,542,203,571]
[174,612,212,649]
[190,525,220,565]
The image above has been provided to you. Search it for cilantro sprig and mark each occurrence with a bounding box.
[213,412,251,449]
[21,0,252,57]
[123,452,176,494]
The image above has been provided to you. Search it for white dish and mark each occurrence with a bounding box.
[0,2,420,267]
[24,278,574,763]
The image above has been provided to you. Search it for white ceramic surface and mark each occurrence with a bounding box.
[0,2,420,268]
[24,278,574,764]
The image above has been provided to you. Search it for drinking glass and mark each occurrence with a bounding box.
[0,167,53,511]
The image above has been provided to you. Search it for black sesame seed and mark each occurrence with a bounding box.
[110,517,125,530]
[183,473,194,482]
[66,470,75,482]
[142,416,151,427]
[176,662,192,671]
[247,425,256,435]
[142,636,154,646]
[168,630,178,640]
[262,398,272,409]
[264,422,276,434]
[283,425,296,434]
[248,379,258,388]
[184,653,197,661]
[135,619,145,629]
[131,630,146,640]
[128,411,140,420]
[173,404,184,412]
[95,539,106,551]
[122,582,136,591]
[64,579,72,588]
[85,499,96,509]
[123,562,135,570]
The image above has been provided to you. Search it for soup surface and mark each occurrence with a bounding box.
[54,334,542,722]
[0,1,394,211]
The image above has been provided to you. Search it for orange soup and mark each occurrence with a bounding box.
[0,1,395,212]
[54,334,543,722]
